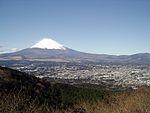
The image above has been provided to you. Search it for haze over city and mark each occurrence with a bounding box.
[0,0,150,55]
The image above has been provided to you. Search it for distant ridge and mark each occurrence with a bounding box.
[0,38,150,64]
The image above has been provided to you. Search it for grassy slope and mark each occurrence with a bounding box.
[0,66,150,113]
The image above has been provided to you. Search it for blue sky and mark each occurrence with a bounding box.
[0,0,150,55]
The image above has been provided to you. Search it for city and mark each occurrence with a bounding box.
[2,61,149,90]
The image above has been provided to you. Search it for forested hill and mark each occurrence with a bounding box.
[0,66,109,112]
[0,66,150,113]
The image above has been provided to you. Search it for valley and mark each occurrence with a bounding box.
[0,38,150,90]
[1,60,150,90]
[0,66,150,113]
[0,38,150,113]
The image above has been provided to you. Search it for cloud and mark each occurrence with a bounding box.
[0,46,18,54]
[11,48,18,51]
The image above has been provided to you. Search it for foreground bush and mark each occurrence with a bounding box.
[0,87,150,113]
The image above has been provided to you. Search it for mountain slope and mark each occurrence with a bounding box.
[0,38,150,64]
[0,66,110,112]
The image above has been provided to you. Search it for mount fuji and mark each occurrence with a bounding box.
[0,38,150,64]
[0,38,101,62]
[31,38,66,50]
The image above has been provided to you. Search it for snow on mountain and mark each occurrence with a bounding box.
[1,37,150,64]
[31,38,66,50]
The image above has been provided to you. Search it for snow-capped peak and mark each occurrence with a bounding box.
[31,38,66,50]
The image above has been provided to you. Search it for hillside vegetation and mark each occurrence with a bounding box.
[0,66,150,113]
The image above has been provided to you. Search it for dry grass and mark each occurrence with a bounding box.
[0,87,150,113]
[0,91,52,113]
[78,87,150,113]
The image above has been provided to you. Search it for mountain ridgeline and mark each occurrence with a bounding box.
[0,38,150,64]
